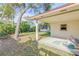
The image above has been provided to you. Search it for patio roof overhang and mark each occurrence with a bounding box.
[24,3,79,41]
[26,3,79,23]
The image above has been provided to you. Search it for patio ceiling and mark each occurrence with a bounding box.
[27,3,79,23]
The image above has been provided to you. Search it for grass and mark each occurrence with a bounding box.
[19,32,49,43]
[0,32,48,56]
[0,32,58,56]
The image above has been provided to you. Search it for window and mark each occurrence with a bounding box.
[60,24,67,31]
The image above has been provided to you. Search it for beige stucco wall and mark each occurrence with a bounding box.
[50,20,79,39]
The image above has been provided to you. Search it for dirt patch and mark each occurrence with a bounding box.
[0,37,37,56]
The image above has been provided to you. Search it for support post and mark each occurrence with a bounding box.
[35,20,39,41]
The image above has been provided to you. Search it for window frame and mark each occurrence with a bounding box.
[60,24,67,31]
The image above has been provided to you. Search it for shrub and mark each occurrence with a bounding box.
[30,26,36,32]
[0,22,15,37]
[4,23,15,34]
[0,22,7,37]
[20,21,30,33]
[0,21,36,37]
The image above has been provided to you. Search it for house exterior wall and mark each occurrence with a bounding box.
[50,20,79,39]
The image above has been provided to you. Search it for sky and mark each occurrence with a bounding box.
[51,3,66,9]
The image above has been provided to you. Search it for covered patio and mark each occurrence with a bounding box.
[27,3,79,40]
[26,3,79,56]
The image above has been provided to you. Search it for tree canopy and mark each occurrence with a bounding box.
[0,3,53,39]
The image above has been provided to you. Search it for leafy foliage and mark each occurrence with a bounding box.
[3,4,14,18]
[20,21,30,33]
[0,3,52,38]
[30,26,36,32]
[0,21,36,37]
[0,22,15,37]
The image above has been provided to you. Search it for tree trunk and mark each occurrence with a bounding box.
[15,8,27,40]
